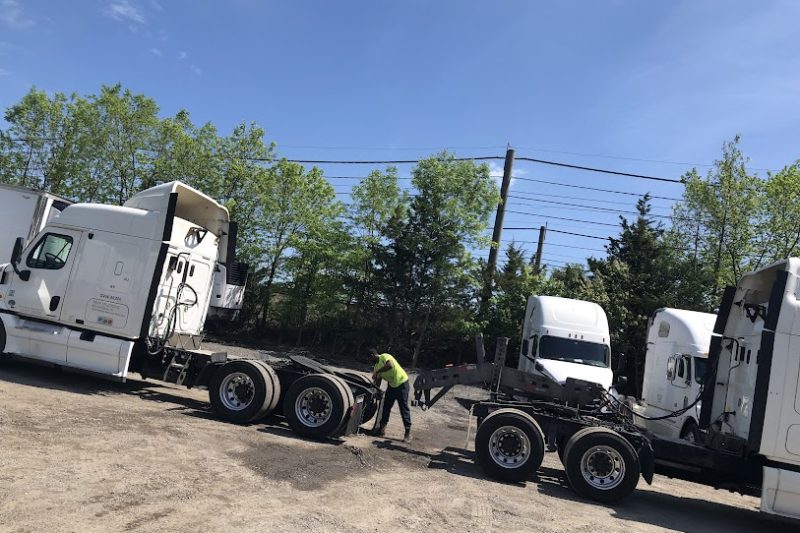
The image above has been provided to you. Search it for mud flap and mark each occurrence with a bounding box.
[639,441,655,485]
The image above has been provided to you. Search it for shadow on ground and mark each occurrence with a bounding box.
[374,441,799,533]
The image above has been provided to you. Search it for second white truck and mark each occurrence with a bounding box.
[631,308,716,443]
[517,295,613,390]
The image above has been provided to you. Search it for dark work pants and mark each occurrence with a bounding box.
[380,380,412,429]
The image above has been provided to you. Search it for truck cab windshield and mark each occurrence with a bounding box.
[538,335,609,367]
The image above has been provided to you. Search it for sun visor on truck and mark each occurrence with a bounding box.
[124,181,229,243]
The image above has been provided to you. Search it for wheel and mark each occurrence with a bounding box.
[284,374,349,439]
[680,420,701,444]
[563,427,640,503]
[209,360,274,423]
[474,408,545,483]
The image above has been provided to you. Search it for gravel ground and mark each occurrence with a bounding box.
[0,341,796,533]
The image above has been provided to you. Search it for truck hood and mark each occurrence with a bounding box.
[537,359,613,390]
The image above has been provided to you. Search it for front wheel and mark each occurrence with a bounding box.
[474,408,545,483]
[680,420,701,444]
[563,427,640,503]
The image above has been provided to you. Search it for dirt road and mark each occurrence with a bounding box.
[0,343,794,532]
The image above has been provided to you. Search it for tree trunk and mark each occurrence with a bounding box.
[411,304,433,369]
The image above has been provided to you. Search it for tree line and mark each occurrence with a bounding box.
[2,85,799,392]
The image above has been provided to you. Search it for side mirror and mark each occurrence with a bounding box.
[615,375,628,388]
[666,355,677,381]
[615,353,627,373]
[10,237,30,281]
[521,338,529,357]
[10,237,22,265]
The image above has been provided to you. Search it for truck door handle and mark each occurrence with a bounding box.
[49,296,61,312]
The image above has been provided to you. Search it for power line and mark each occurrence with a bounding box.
[281,155,681,183]
[509,191,673,210]
[548,228,609,240]
[514,157,683,184]
[512,176,682,201]
[508,198,673,219]
[504,212,620,228]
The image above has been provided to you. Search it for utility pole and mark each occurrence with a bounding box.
[534,225,546,273]
[480,148,515,315]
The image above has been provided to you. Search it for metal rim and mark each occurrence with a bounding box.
[295,386,334,428]
[580,445,626,490]
[219,372,256,411]
[683,429,696,444]
[488,425,531,469]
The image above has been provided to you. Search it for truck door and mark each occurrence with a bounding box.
[668,354,692,408]
[5,229,82,363]
[8,230,82,320]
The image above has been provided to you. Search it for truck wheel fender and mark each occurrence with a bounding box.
[0,318,6,354]
[638,440,655,485]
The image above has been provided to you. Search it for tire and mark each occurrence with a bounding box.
[474,408,545,483]
[563,427,640,503]
[680,420,701,444]
[284,374,349,439]
[209,360,274,424]
[253,360,282,416]
[327,375,355,436]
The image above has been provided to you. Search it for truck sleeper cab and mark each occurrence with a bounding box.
[0,181,226,379]
[518,295,613,390]
[633,308,716,442]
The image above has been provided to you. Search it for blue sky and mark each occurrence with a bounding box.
[1,1,799,266]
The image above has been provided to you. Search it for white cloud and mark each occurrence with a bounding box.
[104,1,145,25]
[150,0,163,12]
[189,64,202,76]
[149,47,161,56]
[0,0,35,28]
[0,67,11,76]
[177,50,187,60]
[488,161,525,189]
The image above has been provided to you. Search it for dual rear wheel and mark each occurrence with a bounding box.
[209,361,357,440]
[474,408,640,503]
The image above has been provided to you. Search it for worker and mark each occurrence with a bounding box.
[369,347,412,442]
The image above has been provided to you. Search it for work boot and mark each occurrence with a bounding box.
[372,424,386,437]
[403,427,412,443]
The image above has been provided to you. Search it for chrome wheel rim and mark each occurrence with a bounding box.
[580,445,625,490]
[488,426,531,469]
[220,372,255,411]
[295,387,333,427]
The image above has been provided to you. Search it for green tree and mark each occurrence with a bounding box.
[757,162,800,262]
[379,153,498,367]
[673,136,763,295]
[250,160,338,328]
[591,197,712,394]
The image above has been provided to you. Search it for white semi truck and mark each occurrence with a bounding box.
[517,295,613,390]
[0,183,247,322]
[630,308,716,443]
[0,181,380,439]
[414,259,800,520]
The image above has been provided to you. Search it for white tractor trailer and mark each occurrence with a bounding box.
[413,259,800,520]
[0,181,380,439]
